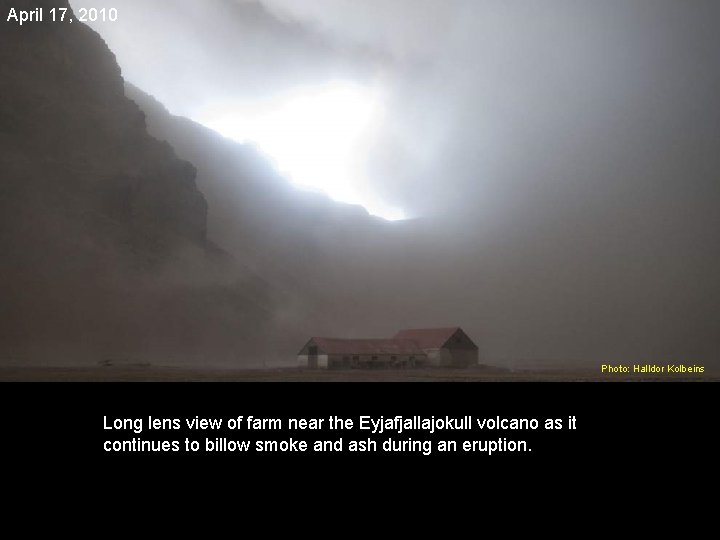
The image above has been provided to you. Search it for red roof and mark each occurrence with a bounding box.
[392,328,461,349]
[309,338,423,355]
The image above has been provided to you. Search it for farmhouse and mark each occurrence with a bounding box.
[298,327,479,369]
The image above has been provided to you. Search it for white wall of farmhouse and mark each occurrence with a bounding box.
[298,354,307,367]
[298,354,329,368]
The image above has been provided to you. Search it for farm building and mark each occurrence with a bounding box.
[298,327,478,369]
[394,328,478,367]
[297,338,426,369]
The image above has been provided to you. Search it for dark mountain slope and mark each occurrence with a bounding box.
[0,0,278,364]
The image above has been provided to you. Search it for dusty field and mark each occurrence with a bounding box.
[0,365,716,382]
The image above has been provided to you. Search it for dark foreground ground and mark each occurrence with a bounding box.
[0,365,717,382]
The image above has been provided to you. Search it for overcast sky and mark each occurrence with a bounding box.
[62,0,720,362]
[75,0,720,222]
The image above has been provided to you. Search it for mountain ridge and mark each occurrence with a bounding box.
[1,0,285,364]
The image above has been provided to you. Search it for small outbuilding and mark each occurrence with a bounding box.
[297,327,478,369]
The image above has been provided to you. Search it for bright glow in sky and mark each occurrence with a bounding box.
[198,81,405,221]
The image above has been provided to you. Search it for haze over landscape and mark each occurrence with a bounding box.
[1,0,719,372]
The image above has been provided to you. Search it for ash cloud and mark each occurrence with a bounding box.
[75,0,720,220]
[71,1,720,364]
[75,0,388,116]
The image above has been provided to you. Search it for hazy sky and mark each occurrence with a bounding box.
[50,0,720,363]
[75,0,720,222]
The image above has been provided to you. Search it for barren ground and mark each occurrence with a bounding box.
[0,365,716,382]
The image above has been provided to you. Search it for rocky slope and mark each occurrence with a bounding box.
[0,0,280,364]
[124,83,429,337]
